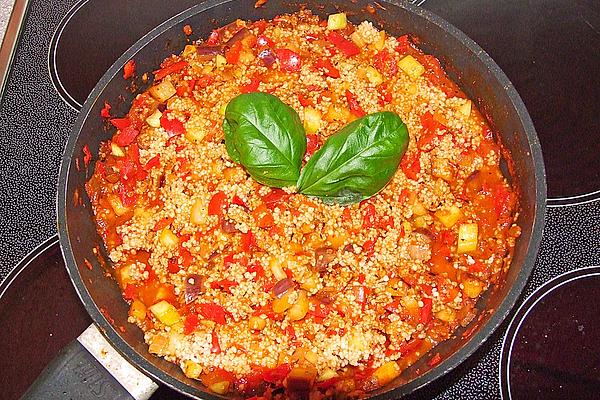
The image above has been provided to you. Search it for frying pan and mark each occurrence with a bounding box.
[26,0,546,398]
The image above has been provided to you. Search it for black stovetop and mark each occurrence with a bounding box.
[1,0,599,399]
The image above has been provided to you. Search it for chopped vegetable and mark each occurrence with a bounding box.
[457,223,478,253]
[327,13,347,30]
[149,300,180,325]
[398,55,425,79]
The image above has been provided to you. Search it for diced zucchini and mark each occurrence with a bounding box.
[303,107,322,134]
[149,80,176,102]
[159,228,179,249]
[327,13,347,30]
[182,45,197,57]
[190,199,208,226]
[398,55,425,79]
[182,360,203,379]
[129,299,147,320]
[117,263,136,286]
[269,257,288,281]
[372,361,401,386]
[462,277,483,298]
[184,123,206,143]
[372,31,386,51]
[457,223,478,253]
[215,54,227,68]
[248,316,267,330]
[146,109,162,128]
[350,31,366,47]
[272,291,294,313]
[412,201,427,216]
[286,367,317,392]
[108,195,130,216]
[288,290,309,321]
[435,307,456,322]
[208,381,230,395]
[365,66,383,86]
[435,205,462,228]
[111,143,125,157]
[149,300,180,326]
[458,100,472,117]
[317,368,338,382]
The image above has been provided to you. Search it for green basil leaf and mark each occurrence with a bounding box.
[223,92,306,187]
[297,111,409,204]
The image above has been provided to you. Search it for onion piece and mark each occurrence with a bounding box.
[258,49,276,67]
[225,27,251,48]
[185,274,204,304]
[314,247,336,271]
[196,45,224,60]
[272,278,295,298]
[220,219,238,233]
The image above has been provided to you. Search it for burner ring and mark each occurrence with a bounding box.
[499,266,600,400]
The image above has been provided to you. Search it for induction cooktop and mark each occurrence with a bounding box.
[1,0,599,399]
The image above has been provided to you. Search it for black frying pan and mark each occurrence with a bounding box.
[28,0,546,398]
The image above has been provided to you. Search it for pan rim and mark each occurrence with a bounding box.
[56,0,546,398]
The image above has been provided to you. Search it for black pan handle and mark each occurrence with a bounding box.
[21,324,158,400]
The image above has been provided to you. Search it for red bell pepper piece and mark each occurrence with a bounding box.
[152,217,174,232]
[195,75,214,89]
[225,41,243,64]
[176,79,196,97]
[362,239,377,258]
[232,195,249,210]
[428,352,442,367]
[241,75,261,93]
[206,30,220,46]
[261,188,289,209]
[327,31,360,57]
[274,48,302,72]
[160,112,186,137]
[113,126,139,147]
[306,134,319,156]
[241,231,257,252]
[400,152,421,180]
[123,284,137,301]
[100,101,111,118]
[208,191,228,216]
[210,330,221,353]
[110,118,131,130]
[373,48,397,76]
[247,263,265,281]
[144,155,160,171]
[183,313,199,335]
[199,303,228,325]
[262,364,291,384]
[210,279,239,293]
[153,60,188,81]
[345,90,366,117]
[180,248,194,268]
[420,297,433,325]
[314,58,340,78]
[398,338,423,356]
[395,34,415,55]
[362,203,377,229]
[167,257,180,274]
[353,285,369,311]
[123,59,136,79]
[257,34,274,47]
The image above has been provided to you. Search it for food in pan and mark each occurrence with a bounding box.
[86,10,520,398]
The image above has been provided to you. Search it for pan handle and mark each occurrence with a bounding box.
[21,324,159,400]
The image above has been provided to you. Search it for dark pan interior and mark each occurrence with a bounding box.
[57,0,546,398]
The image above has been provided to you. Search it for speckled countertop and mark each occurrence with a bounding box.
[0,0,15,45]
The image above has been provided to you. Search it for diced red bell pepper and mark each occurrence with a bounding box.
[160,112,186,137]
[274,48,302,72]
[247,263,265,281]
[241,74,261,93]
[144,155,160,171]
[395,34,415,55]
[298,93,312,107]
[183,312,199,335]
[183,24,192,36]
[306,134,319,156]
[262,364,291,384]
[327,31,360,57]
[378,83,393,105]
[400,152,421,180]
[257,34,274,47]
[210,330,221,353]
[199,303,228,325]
[113,126,140,147]
[153,60,188,81]
[123,284,137,301]
[152,217,174,232]
[353,285,369,311]
[110,118,132,130]
[176,79,196,97]
[232,195,249,210]
[180,248,194,269]
[196,75,214,89]
[398,338,423,356]
[223,254,235,268]
[284,324,296,340]
[226,41,243,64]
[420,297,433,325]
[123,59,136,79]
[362,239,376,258]
[210,279,239,293]
[167,257,180,274]
[314,58,340,78]
[373,48,398,76]
[362,203,377,229]
[493,184,512,219]
[384,299,402,313]
[241,231,257,252]
[345,90,366,117]
[261,188,289,209]
[428,353,442,367]
[208,191,228,216]
[100,102,112,118]
[252,204,274,228]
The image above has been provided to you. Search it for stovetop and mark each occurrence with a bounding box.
[0,0,599,398]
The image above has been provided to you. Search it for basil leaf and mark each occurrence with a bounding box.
[223,92,306,187]
[297,111,409,204]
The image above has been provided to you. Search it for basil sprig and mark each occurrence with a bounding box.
[223,92,306,187]
[297,112,409,204]
[223,93,409,204]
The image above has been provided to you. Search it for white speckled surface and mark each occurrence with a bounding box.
[0,0,16,45]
